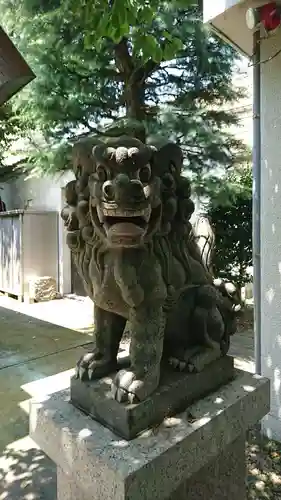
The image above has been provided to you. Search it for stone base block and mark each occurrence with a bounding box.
[173,436,245,499]
[28,276,57,302]
[57,467,87,500]
[71,355,235,440]
[30,370,270,500]
[56,436,245,500]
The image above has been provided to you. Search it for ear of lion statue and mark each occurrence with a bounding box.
[152,142,184,178]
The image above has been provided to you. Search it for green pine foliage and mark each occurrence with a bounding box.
[207,166,252,287]
[1,0,249,199]
[0,104,24,181]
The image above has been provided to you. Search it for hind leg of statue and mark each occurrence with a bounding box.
[75,304,126,381]
[186,306,223,372]
[169,346,201,372]
[169,342,221,372]
[184,342,221,373]
[169,306,223,373]
[112,304,165,404]
[169,340,221,373]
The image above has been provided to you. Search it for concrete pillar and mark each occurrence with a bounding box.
[260,30,281,440]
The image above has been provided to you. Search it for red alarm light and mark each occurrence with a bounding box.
[260,2,281,32]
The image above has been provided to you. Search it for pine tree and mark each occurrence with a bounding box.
[0,104,23,181]
[1,1,249,198]
[207,165,252,287]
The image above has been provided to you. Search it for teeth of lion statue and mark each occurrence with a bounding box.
[102,207,151,221]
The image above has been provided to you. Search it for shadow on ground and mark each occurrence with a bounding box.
[0,301,93,498]
[0,299,256,499]
[0,439,56,500]
[247,428,281,499]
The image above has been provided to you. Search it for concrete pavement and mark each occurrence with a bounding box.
[0,296,94,499]
[0,295,254,499]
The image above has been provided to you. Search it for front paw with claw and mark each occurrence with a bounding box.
[75,351,117,381]
[111,369,160,403]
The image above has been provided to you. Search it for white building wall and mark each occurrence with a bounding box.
[5,172,74,211]
[2,172,75,296]
[260,32,281,441]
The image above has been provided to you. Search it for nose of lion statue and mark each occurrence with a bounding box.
[129,180,145,202]
[114,175,145,204]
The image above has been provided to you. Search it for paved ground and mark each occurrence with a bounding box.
[0,296,94,500]
[229,327,254,373]
[0,295,255,499]
[0,294,94,333]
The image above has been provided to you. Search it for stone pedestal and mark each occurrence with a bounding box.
[71,356,235,440]
[30,370,270,500]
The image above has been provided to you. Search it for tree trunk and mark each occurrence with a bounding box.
[114,38,158,144]
[125,81,146,142]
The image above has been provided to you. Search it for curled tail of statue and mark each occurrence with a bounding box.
[192,215,241,308]
[191,215,215,275]
[192,215,242,351]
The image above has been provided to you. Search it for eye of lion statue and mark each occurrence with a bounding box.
[96,165,108,183]
[138,165,151,184]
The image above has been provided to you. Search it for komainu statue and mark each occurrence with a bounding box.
[61,136,240,404]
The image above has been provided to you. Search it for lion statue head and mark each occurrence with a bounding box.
[88,136,163,248]
[62,136,195,250]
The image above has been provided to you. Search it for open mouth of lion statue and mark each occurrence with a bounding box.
[92,203,162,247]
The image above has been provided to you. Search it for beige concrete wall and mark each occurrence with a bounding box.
[3,172,74,296]
[7,172,74,211]
[260,31,281,441]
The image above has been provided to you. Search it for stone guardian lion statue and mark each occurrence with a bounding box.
[61,136,240,404]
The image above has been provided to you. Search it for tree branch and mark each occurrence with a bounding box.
[114,38,134,79]
[130,59,159,86]
[66,65,123,81]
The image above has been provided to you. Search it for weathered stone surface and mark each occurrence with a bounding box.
[29,276,57,302]
[61,136,241,404]
[172,436,246,500]
[57,467,86,500]
[70,355,235,440]
[30,370,270,500]
[56,437,246,500]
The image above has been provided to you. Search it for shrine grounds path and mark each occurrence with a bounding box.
[0,296,254,499]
